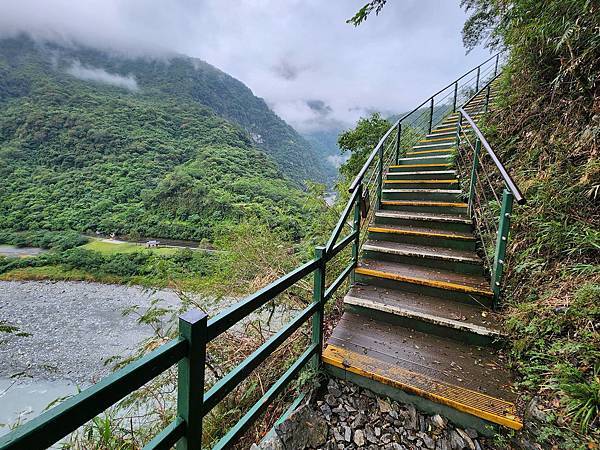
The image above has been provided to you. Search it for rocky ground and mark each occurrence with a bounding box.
[255,379,499,450]
[0,281,182,383]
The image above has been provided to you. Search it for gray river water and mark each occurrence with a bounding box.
[0,281,185,434]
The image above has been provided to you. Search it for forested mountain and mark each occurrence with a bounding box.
[0,35,326,240]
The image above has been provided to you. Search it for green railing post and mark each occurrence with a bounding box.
[395,123,401,164]
[484,85,492,113]
[455,111,463,150]
[494,54,500,77]
[452,81,458,112]
[177,310,207,450]
[492,189,514,308]
[311,246,326,368]
[376,143,384,209]
[351,185,362,282]
[475,66,481,92]
[428,97,434,133]
[467,138,481,217]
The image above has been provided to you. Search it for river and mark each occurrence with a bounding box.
[0,280,297,437]
[0,281,186,435]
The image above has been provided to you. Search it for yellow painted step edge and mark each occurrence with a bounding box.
[354,267,493,297]
[381,200,467,208]
[368,226,474,241]
[384,180,458,184]
[418,137,456,144]
[322,345,522,430]
[390,163,452,169]
[406,149,453,156]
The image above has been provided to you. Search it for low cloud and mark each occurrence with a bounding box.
[66,60,139,91]
[327,154,349,168]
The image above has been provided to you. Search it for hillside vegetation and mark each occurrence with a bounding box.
[461,0,600,447]
[0,36,326,240]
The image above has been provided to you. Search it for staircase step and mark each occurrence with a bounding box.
[367,224,475,250]
[344,284,502,344]
[396,155,453,165]
[355,259,493,305]
[424,131,456,139]
[374,210,471,232]
[323,313,521,430]
[381,200,468,215]
[382,188,463,202]
[389,163,453,172]
[386,170,457,180]
[383,179,459,189]
[405,149,452,157]
[362,240,482,274]
[411,142,455,150]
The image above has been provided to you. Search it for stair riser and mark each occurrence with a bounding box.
[353,275,493,308]
[382,191,463,202]
[374,215,472,233]
[362,249,483,275]
[389,165,452,173]
[395,156,453,166]
[383,181,459,190]
[381,203,468,215]
[411,142,455,151]
[345,303,500,347]
[367,231,476,251]
[324,364,502,436]
[386,172,457,181]
[405,150,453,158]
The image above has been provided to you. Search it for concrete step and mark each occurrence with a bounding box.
[367,224,476,251]
[395,154,454,165]
[362,240,483,275]
[344,284,503,345]
[380,200,468,215]
[323,313,521,432]
[374,210,471,233]
[386,170,457,181]
[383,179,459,190]
[389,163,453,173]
[355,259,493,306]
[382,188,463,203]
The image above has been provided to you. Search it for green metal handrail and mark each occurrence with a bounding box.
[0,53,508,450]
[455,76,525,307]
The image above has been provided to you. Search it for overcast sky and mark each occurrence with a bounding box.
[0,0,489,132]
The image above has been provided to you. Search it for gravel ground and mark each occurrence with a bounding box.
[255,379,497,450]
[0,281,183,383]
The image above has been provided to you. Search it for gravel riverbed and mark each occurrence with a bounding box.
[0,280,183,383]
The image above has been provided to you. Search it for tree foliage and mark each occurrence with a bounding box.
[337,113,391,183]
[0,35,327,241]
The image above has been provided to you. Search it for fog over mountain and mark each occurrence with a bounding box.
[0,0,489,133]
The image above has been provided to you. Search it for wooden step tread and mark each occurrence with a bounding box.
[382,188,462,194]
[368,225,473,240]
[363,240,480,263]
[344,284,502,337]
[406,149,452,156]
[381,200,467,208]
[387,170,456,177]
[390,163,453,169]
[323,313,521,429]
[375,211,470,224]
[384,179,458,184]
[356,259,493,297]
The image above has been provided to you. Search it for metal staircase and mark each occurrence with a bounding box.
[323,82,525,433]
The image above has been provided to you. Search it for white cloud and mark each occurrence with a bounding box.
[0,0,491,130]
[66,60,138,91]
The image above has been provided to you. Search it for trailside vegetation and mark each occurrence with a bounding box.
[461,0,600,447]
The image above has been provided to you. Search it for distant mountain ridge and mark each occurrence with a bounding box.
[0,35,326,240]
